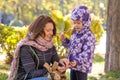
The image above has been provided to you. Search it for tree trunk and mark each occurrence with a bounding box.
[105,0,120,72]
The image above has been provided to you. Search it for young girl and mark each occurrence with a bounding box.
[8,15,64,80]
[60,6,96,80]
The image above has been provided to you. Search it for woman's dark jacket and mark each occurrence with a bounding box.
[15,45,59,80]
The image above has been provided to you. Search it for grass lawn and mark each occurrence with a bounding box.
[0,60,10,80]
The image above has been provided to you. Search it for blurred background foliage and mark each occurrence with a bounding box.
[0,0,107,25]
[0,24,27,63]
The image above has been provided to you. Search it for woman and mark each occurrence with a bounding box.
[8,15,64,80]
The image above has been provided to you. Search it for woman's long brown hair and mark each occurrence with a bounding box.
[27,14,56,40]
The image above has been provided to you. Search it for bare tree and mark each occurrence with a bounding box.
[105,0,120,72]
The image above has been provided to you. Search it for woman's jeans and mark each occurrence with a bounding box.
[30,77,50,80]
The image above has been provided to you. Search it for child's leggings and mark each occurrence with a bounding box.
[70,69,88,80]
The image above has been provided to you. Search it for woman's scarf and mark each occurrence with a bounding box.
[7,36,53,80]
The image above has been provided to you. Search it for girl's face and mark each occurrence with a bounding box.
[72,20,83,31]
[43,22,54,41]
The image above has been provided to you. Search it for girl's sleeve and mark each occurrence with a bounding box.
[74,35,95,67]
[20,46,47,78]
[62,38,70,48]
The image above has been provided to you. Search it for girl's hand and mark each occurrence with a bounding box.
[59,58,70,68]
[70,61,77,67]
[60,33,66,42]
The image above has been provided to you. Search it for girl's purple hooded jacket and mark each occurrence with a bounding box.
[62,6,95,73]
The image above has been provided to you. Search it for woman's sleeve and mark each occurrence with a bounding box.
[62,38,70,48]
[51,46,60,64]
[74,35,95,67]
[20,46,47,78]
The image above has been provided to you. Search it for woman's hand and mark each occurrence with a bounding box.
[59,58,70,69]
[59,59,77,69]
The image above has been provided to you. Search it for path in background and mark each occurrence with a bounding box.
[95,33,106,55]
[89,33,106,78]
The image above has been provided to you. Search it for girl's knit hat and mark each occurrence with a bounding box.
[71,6,91,28]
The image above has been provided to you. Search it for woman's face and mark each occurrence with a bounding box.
[72,20,83,31]
[43,22,54,41]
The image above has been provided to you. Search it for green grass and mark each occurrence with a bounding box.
[99,71,120,80]
[65,69,70,80]
[0,61,10,80]
[88,76,97,80]
[94,53,104,63]
[0,73,8,80]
